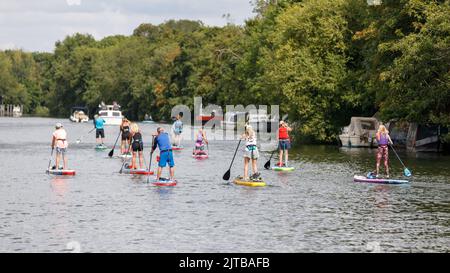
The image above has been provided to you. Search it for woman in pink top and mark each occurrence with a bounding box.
[51,123,69,170]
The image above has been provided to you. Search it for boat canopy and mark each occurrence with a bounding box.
[71,106,89,114]
[346,117,379,136]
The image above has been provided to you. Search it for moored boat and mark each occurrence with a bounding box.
[98,103,123,126]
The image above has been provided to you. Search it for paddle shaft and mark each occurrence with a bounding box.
[228,139,242,171]
[389,144,408,169]
[109,130,122,157]
[119,142,133,174]
[77,127,96,142]
[147,136,156,183]
[47,147,54,170]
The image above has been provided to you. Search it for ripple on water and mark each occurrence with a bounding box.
[0,118,449,252]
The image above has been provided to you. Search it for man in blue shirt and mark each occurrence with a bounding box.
[94,114,106,146]
[152,127,175,181]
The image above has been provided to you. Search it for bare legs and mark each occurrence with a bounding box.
[55,152,68,170]
[156,166,175,180]
[244,157,258,180]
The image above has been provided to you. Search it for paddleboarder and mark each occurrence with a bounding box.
[94,114,106,147]
[152,127,175,181]
[242,125,260,180]
[277,120,292,167]
[130,123,144,169]
[172,113,183,147]
[120,118,131,154]
[374,124,394,178]
[51,123,68,170]
[193,127,208,156]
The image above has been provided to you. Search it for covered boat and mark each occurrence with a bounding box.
[70,106,89,123]
[339,117,380,148]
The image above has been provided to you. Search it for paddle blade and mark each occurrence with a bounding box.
[108,149,114,157]
[222,170,231,181]
[264,160,271,170]
[404,168,412,177]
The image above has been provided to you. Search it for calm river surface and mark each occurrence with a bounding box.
[0,118,449,252]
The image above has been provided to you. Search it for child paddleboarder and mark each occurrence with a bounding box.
[51,123,69,170]
[241,125,260,180]
[130,123,144,169]
[172,113,183,147]
[193,127,208,156]
[374,124,394,178]
[277,121,293,167]
[94,114,106,147]
[152,127,175,181]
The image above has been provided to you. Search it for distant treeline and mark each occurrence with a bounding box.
[0,0,448,143]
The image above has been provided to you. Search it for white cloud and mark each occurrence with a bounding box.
[0,0,255,52]
[66,0,82,6]
[0,42,18,50]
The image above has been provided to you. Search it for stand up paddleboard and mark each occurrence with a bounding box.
[272,166,295,172]
[172,146,184,151]
[152,177,177,187]
[192,152,208,159]
[233,176,266,187]
[121,168,154,175]
[353,175,410,185]
[117,153,132,158]
[46,169,76,176]
[95,144,108,151]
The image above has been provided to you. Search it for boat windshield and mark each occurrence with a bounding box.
[361,121,376,130]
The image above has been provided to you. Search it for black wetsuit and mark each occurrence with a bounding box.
[131,132,143,152]
[121,125,130,141]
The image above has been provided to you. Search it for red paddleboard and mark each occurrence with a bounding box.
[172,147,184,151]
[46,169,76,176]
[152,178,177,187]
[192,152,208,159]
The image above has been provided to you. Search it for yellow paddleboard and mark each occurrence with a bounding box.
[233,177,266,187]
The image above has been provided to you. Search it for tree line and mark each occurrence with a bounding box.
[0,0,448,143]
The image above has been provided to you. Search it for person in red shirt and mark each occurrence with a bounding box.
[277,121,292,167]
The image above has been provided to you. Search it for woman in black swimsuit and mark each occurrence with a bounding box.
[130,123,144,169]
[120,118,131,154]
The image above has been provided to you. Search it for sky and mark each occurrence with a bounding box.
[0,0,255,52]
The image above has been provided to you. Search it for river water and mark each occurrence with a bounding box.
[0,117,448,253]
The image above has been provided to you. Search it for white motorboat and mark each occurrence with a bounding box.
[339,117,380,148]
[98,104,123,125]
[70,107,89,123]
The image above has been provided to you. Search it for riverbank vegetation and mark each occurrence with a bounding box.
[0,0,448,143]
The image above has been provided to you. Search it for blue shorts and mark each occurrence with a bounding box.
[159,151,175,168]
[279,140,291,150]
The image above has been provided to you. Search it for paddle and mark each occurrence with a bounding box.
[76,127,95,144]
[264,149,276,170]
[146,136,156,183]
[108,130,122,157]
[222,139,242,181]
[389,144,412,177]
[47,147,54,171]
[119,143,133,174]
